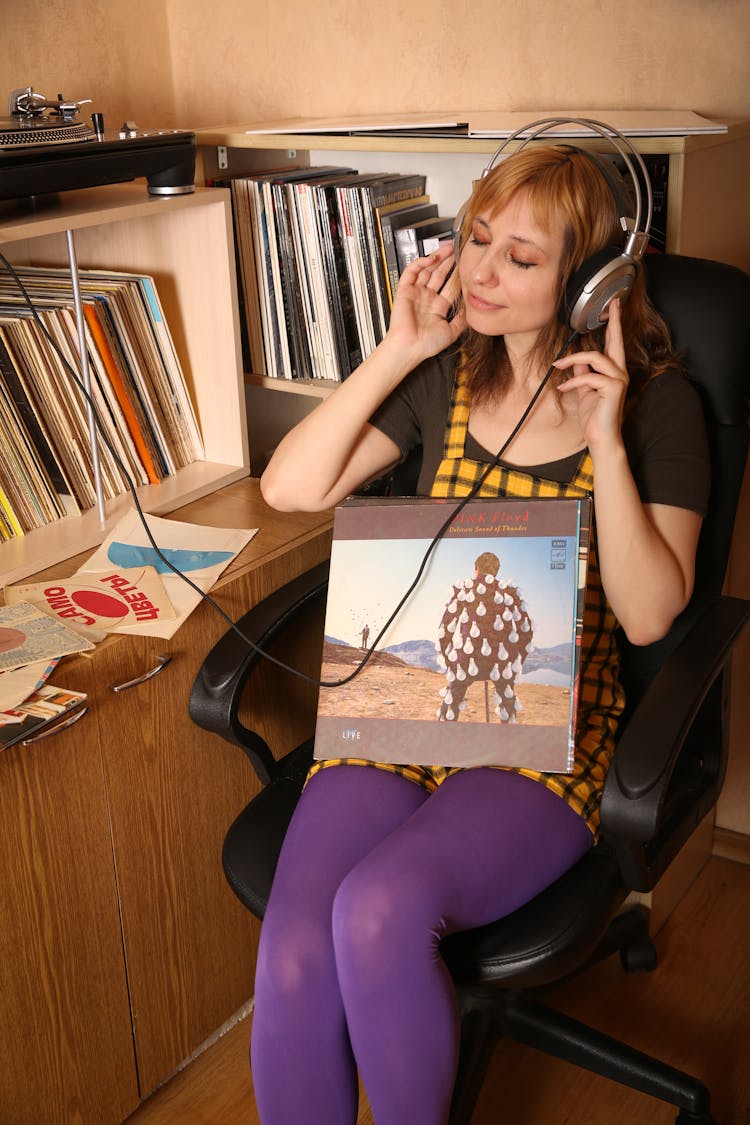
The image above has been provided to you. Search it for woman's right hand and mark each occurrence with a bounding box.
[385,241,467,362]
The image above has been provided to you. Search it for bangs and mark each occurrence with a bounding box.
[470,153,572,234]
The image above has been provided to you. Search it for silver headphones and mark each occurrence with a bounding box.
[456,116,654,332]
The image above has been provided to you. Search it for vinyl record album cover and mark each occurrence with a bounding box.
[314,495,591,773]
[0,602,95,673]
[6,565,176,640]
[0,683,87,752]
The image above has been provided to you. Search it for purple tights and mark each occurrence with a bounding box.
[250,765,592,1124]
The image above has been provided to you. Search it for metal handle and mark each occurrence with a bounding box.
[21,705,88,745]
[109,654,173,693]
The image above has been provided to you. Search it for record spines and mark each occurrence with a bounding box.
[0,266,202,538]
[218,167,434,380]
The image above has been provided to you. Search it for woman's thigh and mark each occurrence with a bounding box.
[334,768,593,941]
[261,764,430,927]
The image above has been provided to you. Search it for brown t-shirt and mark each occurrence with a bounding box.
[370,350,711,513]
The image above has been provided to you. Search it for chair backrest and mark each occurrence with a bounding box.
[618,254,750,701]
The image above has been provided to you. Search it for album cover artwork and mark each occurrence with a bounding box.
[6,565,176,641]
[314,495,591,774]
[0,602,95,674]
[0,683,88,752]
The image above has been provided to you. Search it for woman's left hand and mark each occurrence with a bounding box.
[554,298,628,449]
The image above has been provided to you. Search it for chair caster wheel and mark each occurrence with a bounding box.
[619,935,657,973]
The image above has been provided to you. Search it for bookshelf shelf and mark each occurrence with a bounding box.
[196,120,750,158]
[244,371,338,397]
[0,183,249,583]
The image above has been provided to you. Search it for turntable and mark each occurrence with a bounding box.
[0,87,196,201]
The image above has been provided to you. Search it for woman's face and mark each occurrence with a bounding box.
[458,189,566,349]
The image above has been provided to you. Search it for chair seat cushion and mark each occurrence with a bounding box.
[441,847,627,989]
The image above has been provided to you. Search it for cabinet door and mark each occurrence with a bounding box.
[0,659,139,1125]
[92,537,328,1096]
[92,624,259,1097]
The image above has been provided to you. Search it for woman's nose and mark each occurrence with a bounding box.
[473,250,500,285]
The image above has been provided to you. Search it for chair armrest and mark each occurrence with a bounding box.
[189,561,330,784]
[600,594,750,879]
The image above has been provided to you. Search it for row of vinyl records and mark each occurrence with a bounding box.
[0,266,203,542]
[216,166,455,381]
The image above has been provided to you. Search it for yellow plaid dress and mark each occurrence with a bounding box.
[309,362,625,837]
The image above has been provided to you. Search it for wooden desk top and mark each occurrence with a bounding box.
[6,476,333,591]
[172,476,334,590]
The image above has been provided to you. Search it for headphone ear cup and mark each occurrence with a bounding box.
[580,150,634,220]
[561,246,637,332]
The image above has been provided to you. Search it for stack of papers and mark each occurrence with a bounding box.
[240,109,727,139]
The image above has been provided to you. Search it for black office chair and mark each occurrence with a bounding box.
[190,254,750,1125]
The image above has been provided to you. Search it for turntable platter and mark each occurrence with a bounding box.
[0,115,93,148]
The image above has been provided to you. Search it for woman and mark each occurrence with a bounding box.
[253,145,709,1124]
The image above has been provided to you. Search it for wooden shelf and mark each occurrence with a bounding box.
[0,183,249,584]
[0,461,249,587]
[196,118,750,158]
[244,371,337,398]
[0,184,224,244]
[0,478,333,1124]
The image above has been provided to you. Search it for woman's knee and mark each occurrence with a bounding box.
[256,912,337,1003]
[332,860,439,978]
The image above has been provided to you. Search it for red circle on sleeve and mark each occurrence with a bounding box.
[71,590,128,618]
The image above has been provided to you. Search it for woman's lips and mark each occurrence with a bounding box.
[466,292,504,312]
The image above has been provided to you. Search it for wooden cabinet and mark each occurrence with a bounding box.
[0,479,332,1121]
[0,653,139,1125]
[0,184,249,585]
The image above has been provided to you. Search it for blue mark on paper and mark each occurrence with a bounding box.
[107,541,233,574]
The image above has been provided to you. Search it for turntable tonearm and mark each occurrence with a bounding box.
[0,87,196,200]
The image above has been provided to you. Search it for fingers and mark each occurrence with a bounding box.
[556,370,621,396]
[604,298,626,369]
[406,243,456,289]
[554,344,628,402]
[387,240,465,349]
[554,352,624,377]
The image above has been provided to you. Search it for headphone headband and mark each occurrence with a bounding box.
[482,116,653,261]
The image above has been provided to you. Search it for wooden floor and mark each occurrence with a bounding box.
[126,856,750,1125]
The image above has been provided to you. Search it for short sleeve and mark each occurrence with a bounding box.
[369,351,457,493]
[623,370,711,516]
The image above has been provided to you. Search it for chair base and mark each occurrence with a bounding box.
[449,905,712,1125]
